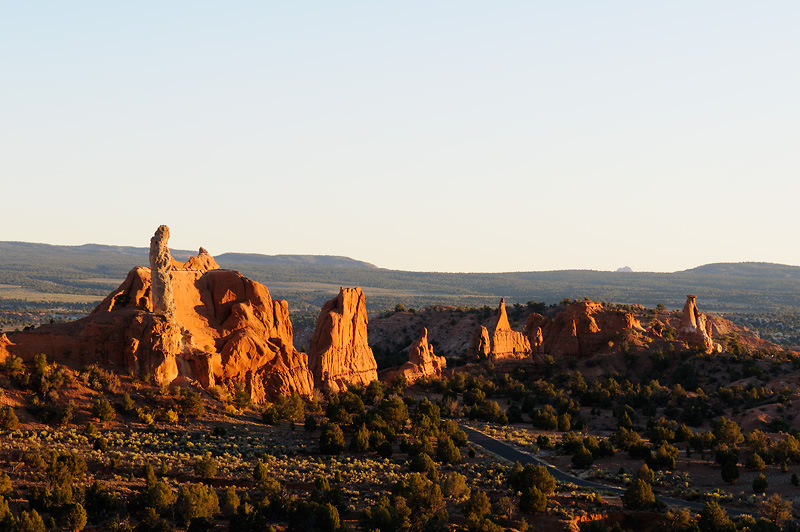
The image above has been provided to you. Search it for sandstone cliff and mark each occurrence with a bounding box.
[525,300,645,358]
[0,227,313,403]
[470,299,532,362]
[308,287,378,393]
[382,328,446,384]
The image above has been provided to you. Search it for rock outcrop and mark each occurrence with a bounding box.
[308,287,378,392]
[525,301,644,358]
[677,295,722,353]
[149,225,176,321]
[470,299,532,362]
[383,328,446,383]
[0,226,314,403]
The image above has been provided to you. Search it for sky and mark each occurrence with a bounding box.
[2,2,799,273]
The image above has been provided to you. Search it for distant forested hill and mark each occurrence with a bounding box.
[1,241,800,315]
[680,262,800,279]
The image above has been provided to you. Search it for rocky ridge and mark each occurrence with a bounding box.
[0,227,315,403]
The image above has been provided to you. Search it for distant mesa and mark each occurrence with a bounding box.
[616,266,633,273]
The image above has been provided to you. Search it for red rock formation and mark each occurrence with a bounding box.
[0,228,313,403]
[525,301,644,357]
[150,225,176,321]
[308,287,378,392]
[677,295,722,353]
[383,328,446,383]
[470,299,532,362]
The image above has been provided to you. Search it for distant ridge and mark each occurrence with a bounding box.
[216,253,376,269]
[680,262,800,279]
[0,241,375,269]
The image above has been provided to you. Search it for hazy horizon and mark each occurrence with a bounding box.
[3,2,798,273]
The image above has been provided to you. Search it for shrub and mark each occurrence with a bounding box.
[174,483,220,525]
[193,454,218,479]
[304,414,318,432]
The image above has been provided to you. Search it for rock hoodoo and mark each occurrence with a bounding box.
[308,287,378,393]
[677,295,722,353]
[470,298,532,362]
[383,328,446,383]
[149,225,176,321]
[0,226,314,403]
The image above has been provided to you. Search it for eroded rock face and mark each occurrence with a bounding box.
[470,299,532,362]
[149,225,176,321]
[383,328,446,384]
[0,230,314,403]
[677,295,722,353]
[308,287,378,393]
[525,301,644,357]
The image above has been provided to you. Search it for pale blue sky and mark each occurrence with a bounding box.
[2,2,798,272]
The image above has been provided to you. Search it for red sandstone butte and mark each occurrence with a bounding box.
[308,287,379,393]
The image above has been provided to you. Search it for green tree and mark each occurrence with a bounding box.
[177,387,204,418]
[220,486,240,517]
[622,478,655,510]
[698,501,735,532]
[0,407,18,431]
[350,424,370,452]
[746,452,766,471]
[759,493,792,528]
[721,462,739,484]
[319,422,345,455]
[571,445,594,469]
[253,460,268,482]
[174,483,220,525]
[520,486,547,514]
[62,502,87,532]
[92,397,116,423]
[436,436,461,464]
[712,417,744,447]
[193,453,218,479]
[753,473,768,494]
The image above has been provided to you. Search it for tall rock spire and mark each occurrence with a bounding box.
[149,225,176,321]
